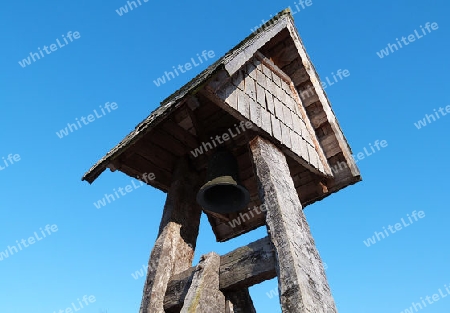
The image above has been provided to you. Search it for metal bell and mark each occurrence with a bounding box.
[196,150,250,214]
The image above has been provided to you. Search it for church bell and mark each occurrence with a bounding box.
[196,150,250,214]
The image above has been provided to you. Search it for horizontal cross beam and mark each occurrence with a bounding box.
[163,236,276,312]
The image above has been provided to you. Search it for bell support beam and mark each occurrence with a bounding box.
[139,157,202,313]
[249,136,337,313]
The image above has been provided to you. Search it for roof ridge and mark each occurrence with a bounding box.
[159,8,293,107]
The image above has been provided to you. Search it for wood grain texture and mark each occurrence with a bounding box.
[260,108,272,135]
[265,89,275,114]
[217,81,238,110]
[249,93,262,128]
[224,289,257,313]
[219,236,277,291]
[139,158,202,313]
[250,136,337,313]
[256,82,266,106]
[237,89,250,119]
[271,114,282,142]
[280,122,292,149]
[180,252,225,313]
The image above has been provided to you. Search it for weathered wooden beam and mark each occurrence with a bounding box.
[139,158,202,313]
[117,163,168,192]
[224,289,256,313]
[219,236,276,290]
[224,15,290,75]
[180,252,225,313]
[123,153,172,187]
[163,236,277,311]
[128,137,177,173]
[249,136,337,313]
[254,51,292,85]
[160,119,200,149]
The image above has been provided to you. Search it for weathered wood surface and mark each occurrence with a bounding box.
[250,136,337,313]
[84,10,360,202]
[139,158,202,313]
[163,236,277,311]
[224,289,256,313]
[219,236,277,290]
[163,267,194,313]
[224,13,290,75]
[215,52,327,175]
[180,252,225,313]
[285,20,360,181]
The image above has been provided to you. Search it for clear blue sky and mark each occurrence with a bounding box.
[1,0,449,312]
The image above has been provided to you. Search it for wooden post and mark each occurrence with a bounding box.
[180,252,225,313]
[224,289,256,313]
[249,136,337,313]
[139,158,202,313]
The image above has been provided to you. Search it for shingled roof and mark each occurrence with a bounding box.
[82,7,360,212]
[82,8,361,241]
[83,9,301,184]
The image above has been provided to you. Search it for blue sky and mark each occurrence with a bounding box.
[1,0,449,312]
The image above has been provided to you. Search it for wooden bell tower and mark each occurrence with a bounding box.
[83,9,361,313]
